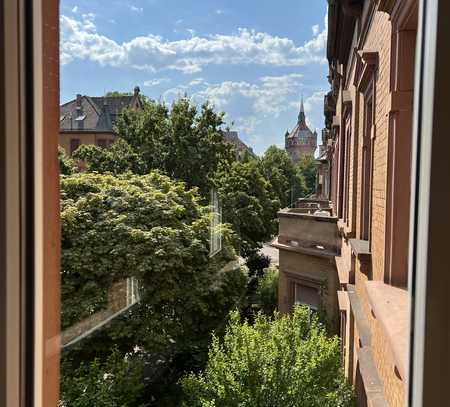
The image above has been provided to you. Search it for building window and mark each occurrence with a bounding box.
[384,11,417,288]
[360,95,373,241]
[70,138,80,155]
[343,113,352,225]
[338,123,346,219]
[293,283,321,311]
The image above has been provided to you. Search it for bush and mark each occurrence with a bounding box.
[181,307,355,407]
[255,266,279,314]
[60,349,145,407]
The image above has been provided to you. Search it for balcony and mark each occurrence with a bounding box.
[273,206,339,256]
[272,206,340,331]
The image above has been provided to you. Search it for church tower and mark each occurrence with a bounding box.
[285,97,317,162]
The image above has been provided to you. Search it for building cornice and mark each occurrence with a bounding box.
[355,50,379,91]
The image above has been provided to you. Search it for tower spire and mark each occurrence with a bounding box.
[298,94,306,124]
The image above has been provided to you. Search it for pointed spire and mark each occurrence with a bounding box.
[298,94,306,124]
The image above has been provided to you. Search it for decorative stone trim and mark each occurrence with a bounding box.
[335,255,350,285]
[337,290,349,311]
[342,89,352,105]
[355,50,379,91]
[332,115,340,129]
[349,238,371,263]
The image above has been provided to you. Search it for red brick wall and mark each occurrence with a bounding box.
[333,9,408,407]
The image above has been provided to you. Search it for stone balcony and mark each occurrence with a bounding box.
[272,206,340,331]
[275,207,339,256]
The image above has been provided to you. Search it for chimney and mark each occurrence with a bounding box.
[134,86,140,97]
[76,94,82,107]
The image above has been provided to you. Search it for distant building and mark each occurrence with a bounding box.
[284,98,317,162]
[59,86,142,155]
[222,130,255,160]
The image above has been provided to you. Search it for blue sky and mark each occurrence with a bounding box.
[60,0,329,155]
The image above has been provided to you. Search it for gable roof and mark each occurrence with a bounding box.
[223,131,255,157]
[60,88,142,133]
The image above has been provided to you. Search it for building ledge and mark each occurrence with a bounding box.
[278,209,338,223]
[347,284,371,347]
[337,290,349,311]
[365,281,410,380]
[357,347,389,407]
[337,219,355,239]
[349,238,371,263]
[335,255,349,285]
[271,237,337,259]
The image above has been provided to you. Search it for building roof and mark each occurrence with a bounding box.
[286,97,317,141]
[223,130,255,157]
[60,87,142,133]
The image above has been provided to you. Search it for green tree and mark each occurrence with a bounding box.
[181,307,354,407]
[213,160,280,257]
[260,146,306,207]
[105,91,133,97]
[114,97,234,194]
[297,154,317,197]
[60,348,145,407]
[59,146,76,175]
[72,139,145,175]
[255,265,279,315]
[60,170,247,354]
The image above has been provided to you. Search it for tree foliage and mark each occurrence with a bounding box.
[212,160,280,257]
[260,146,306,208]
[72,139,145,175]
[297,154,317,197]
[60,349,145,407]
[59,146,76,175]
[255,265,279,315]
[105,91,133,97]
[60,171,247,354]
[113,97,234,194]
[181,307,354,407]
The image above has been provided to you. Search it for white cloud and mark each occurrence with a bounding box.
[234,116,261,134]
[60,14,328,73]
[304,91,326,114]
[312,24,319,36]
[143,78,170,87]
[191,73,304,117]
[130,5,144,13]
[71,6,78,13]
[188,78,206,87]
[216,9,224,15]
[60,14,124,66]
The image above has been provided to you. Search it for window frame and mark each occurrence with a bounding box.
[0,1,60,406]
[360,88,374,242]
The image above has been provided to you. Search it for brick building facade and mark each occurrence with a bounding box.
[324,1,417,405]
[276,1,418,405]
